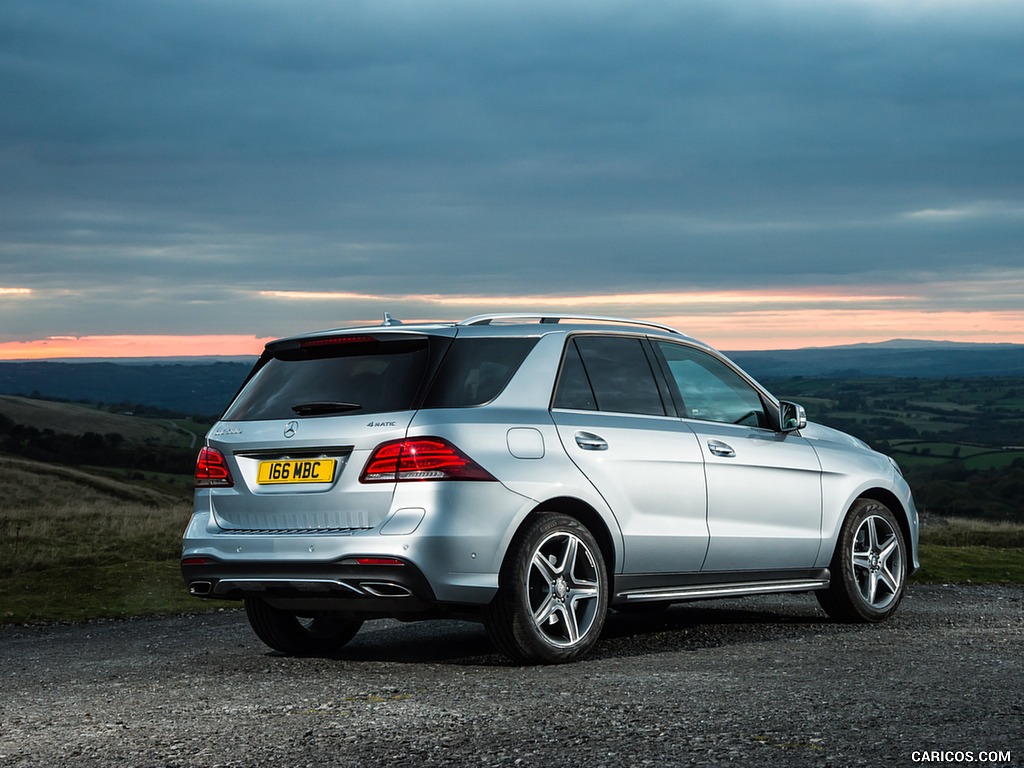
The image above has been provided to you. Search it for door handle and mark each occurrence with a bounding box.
[707,439,736,458]
[575,431,608,451]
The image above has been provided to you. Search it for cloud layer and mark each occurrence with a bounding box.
[2,0,1022,351]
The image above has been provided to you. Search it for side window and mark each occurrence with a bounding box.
[424,337,538,407]
[552,340,597,410]
[554,336,665,416]
[656,342,767,427]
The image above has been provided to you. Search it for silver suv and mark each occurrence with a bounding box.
[182,314,919,664]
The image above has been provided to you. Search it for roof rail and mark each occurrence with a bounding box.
[458,313,683,335]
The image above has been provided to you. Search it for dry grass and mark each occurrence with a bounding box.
[919,517,1024,549]
[1,499,190,576]
[0,455,189,577]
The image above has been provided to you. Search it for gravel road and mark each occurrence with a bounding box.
[1,584,1021,767]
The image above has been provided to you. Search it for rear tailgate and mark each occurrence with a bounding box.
[199,328,454,532]
[204,414,411,532]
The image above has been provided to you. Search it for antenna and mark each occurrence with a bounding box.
[381,312,403,327]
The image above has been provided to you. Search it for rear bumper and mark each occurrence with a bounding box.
[182,480,539,608]
[181,555,439,615]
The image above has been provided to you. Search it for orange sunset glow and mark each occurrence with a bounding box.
[2,305,1021,359]
[0,335,272,360]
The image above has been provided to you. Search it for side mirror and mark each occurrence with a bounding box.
[779,401,807,432]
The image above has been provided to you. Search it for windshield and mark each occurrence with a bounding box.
[222,337,432,421]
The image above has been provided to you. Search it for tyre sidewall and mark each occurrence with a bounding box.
[492,513,609,664]
[244,598,362,656]
[832,499,907,622]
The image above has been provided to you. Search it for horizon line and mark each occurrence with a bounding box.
[2,335,1022,363]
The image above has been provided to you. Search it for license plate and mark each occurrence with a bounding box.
[257,459,337,485]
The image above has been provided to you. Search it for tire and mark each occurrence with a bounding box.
[244,598,363,656]
[816,498,907,623]
[484,513,609,665]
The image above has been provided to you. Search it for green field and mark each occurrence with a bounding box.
[764,376,1024,522]
[912,545,1024,585]
[0,455,216,624]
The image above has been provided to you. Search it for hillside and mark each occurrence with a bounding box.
[0,396,196,445]
[729,340,1024,378]
[0,396,204,481]
[0,453,188,576]
[0,454,196,622]
[0,453,185,510]
[0,360,253,416]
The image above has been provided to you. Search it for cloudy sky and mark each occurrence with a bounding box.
[2,0,1023,357]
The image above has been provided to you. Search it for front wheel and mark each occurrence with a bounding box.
[484,513,609,664]
[817,499,907,623]
[244,598,363,656]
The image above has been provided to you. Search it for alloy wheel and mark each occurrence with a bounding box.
[527,530,603,648]
[851,514,904,611]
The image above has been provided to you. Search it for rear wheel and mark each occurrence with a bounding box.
[244,598,363,655]
[484,513,608,664]
[817,499,907,623]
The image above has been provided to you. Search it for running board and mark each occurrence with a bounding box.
[618,578,830,603]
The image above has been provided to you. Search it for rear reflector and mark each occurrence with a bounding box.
[195,447,234,488]
[342,557,406,566]
[360,438,496,483]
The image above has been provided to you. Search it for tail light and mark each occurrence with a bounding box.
[360,438,496,483]
[195,447,234,488]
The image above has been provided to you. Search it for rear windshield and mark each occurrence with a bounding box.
[222,337,432,421]
[221,333,538,421]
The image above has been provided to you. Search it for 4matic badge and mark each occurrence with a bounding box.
[367,421,397,428]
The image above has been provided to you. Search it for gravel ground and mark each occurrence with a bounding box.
[1,584,1021,767]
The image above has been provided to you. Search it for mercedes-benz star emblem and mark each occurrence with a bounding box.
[284,421,298,438]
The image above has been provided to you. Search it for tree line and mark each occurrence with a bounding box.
[0,413,196,476]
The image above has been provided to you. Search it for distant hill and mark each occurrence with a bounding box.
[0,341,1022,415]
[0,395,202,477]
[0,360,253,416]
[728,340,1024,379]
[0,396,194,445]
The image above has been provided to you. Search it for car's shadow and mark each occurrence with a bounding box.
[268,596,862,666]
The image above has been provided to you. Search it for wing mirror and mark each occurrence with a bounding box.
[779,401,807,432]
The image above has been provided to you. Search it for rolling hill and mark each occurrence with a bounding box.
[728,340,1024,379]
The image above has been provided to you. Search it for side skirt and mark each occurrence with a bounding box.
[612,568,830,606]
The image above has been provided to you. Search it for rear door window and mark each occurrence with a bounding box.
[554,336,666,416]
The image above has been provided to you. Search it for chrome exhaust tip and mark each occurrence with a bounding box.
[359,581,413,598]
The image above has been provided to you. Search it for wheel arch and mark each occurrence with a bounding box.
[514,496,618,579]
[855,487,914,567]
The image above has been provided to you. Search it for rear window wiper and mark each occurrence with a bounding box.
[291,401,362,416]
